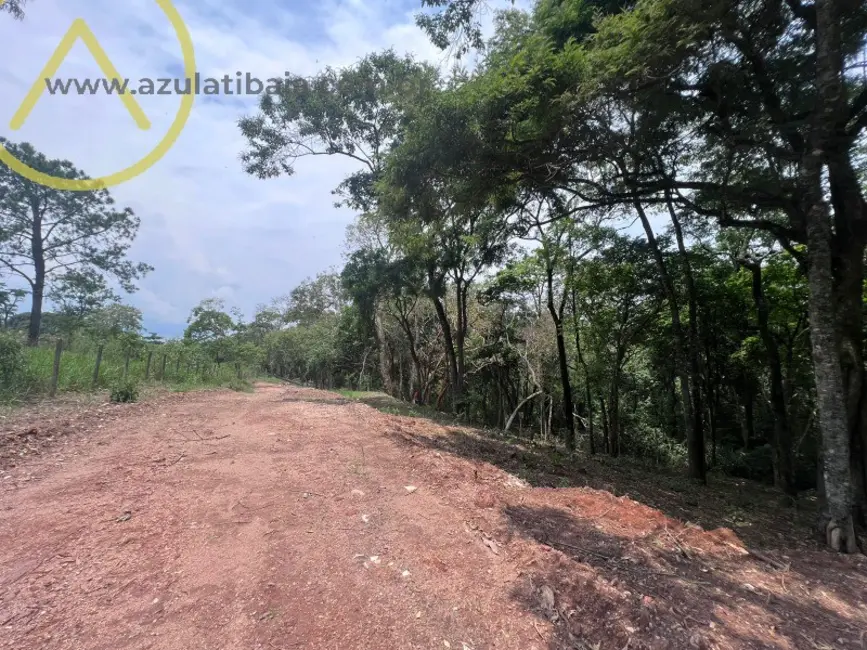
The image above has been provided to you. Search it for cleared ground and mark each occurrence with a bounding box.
[1,383,865,649]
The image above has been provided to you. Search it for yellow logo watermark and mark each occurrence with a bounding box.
[0,0,196,191]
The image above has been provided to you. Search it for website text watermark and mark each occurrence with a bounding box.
[0,0,197,191]
[45,72,290,97]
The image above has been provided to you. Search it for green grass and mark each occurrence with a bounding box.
[335,389,382,400]
[1,344,264,405]
[255,376,284,385]
[334,389,461,426]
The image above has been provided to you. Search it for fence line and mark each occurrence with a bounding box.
[16,340,260,399]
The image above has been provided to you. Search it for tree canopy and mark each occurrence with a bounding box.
[239,0,867,553]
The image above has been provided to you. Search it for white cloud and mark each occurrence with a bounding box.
[0,0,515,336]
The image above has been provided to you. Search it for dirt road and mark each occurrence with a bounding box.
[1,384,865,650]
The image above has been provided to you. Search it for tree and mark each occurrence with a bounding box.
[0,284,26,328]
[240,50,438,212]
[579,0,867,551]
[286,272,346,326]
[1,0,29,19]
[85,304,143,341]
[48,269,119,342]
[184,298,238,362]
[407,0,867,551]
[240,52,439,395]
[0,140,152,345]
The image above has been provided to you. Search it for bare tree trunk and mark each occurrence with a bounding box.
[830,164,867,525]
[745,261,796,495]
[546,267,575,450]
[27,210,44,347]
[806,0,860,552]
[742,390,755,450]
[374,310,394,396]
[608,379,620,458]
[599,396,610,454]
[431,294,460,411]
[27,275,43,347]
[807,203,858,551]
[455,281,469,405]
[634,200,704,481]
[572,297,595,455]
[666,195,706,482]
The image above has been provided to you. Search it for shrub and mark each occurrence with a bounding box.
[715,444,775,483]
[227,378,253,392]
[0,332,36,400]
[621,425,688,468]
[110,379,139,403]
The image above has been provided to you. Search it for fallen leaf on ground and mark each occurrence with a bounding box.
[405,485,418,493]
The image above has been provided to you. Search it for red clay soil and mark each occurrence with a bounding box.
[0,383,865,650]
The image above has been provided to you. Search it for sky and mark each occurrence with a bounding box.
[0,0,483,337]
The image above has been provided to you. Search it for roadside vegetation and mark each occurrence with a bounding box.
[236,0,867,554]
[2,0,865,555]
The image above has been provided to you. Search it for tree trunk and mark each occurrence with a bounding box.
[804,0,860,552]
[27,208,44,346]
[829,160,867,525]
[571,289,595,453]
[599,396,610,454]
[431,295,460,410]
[634,200,704,481]
[742,390,755,450]
[374,310,394,396]
[609,378,620,458]
[27,276,43,347]
[546,267,575,450]
[746,261,796,495]
[807,203,858,551]
[455,281,469,404]
[666,195,707,482]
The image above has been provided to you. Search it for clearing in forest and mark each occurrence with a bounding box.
[0,383,865,650]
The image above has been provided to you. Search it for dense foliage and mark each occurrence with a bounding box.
[240,0,867,552]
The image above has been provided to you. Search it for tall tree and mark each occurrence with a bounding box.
[412,0,867,552]
[239,50,437,212]
[0,140,151,345]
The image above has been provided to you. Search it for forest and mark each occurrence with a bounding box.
[236,0,867,555]
[2,0,865,557]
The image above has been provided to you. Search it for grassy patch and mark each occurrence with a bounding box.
[0,343,265,405]
[334,389,461,426]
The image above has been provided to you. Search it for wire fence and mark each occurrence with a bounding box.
[20,337,256,398]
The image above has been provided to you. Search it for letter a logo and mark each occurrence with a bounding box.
[9,18,150,130]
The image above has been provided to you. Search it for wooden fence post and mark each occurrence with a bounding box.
[123,352,131,379]
[92,345,104,388]
[160,354,167,380]
[236,363,242,380]
[49,339,62,397]
[145,351,153,379]
[175,356,181,375]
